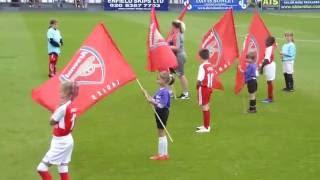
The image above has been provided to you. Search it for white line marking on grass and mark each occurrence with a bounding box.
[239,35,320,43]
[267,13,320,19]
[294,39,320,43]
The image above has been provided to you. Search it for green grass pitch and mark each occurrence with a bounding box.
[0,11,319,180]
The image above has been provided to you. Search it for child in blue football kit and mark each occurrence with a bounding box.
[245,52,258,113]
[143,72,172,161]
[280,32,296,92]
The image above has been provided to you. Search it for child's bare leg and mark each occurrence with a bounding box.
[179,75,189,95]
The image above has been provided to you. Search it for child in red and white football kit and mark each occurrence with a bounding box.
[196,49,215,133]
[37,81,78,180]
[260,36,276,103]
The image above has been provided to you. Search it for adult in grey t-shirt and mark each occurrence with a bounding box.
[168,20,189,99]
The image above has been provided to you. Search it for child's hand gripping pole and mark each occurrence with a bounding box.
[136,79,174,143]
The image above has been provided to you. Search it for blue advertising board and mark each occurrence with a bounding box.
[185,0,247,11]
[104,0,169,11]
[280,0,320,10]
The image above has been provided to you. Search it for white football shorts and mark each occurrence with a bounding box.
[42,134,74,165]
[263,61,276,81]
[282,61,294,74]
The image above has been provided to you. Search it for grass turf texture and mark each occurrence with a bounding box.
[0,11,319,180]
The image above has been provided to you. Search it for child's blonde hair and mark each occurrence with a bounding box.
[285,31,294,42]
[61,81,77,99]
[159,71,171,85]
[172,19,186,33]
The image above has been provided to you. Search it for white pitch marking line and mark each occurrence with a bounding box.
[239,35,320,43]
[267,13,320,19]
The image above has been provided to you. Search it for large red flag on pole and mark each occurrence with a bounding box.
[200,9,239,75]
[32,23,136,115]
[234,12,271,94]
[147,7,177,72]
[199,9,238,91]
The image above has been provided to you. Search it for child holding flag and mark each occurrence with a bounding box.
[245,52,258,113]
[144,72,172,160]
[168,20,189,99]
[196,49,215,133]
[47,19,63,78]
[37,81,78,180]
[280,32,296,92]
[260,36,276,103]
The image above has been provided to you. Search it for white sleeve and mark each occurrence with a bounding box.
[264,46,272,62]
[197,65,205,81]
[51,105,66,122]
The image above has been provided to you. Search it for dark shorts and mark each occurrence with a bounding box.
[247,79,257,94]
[155,108,169,129]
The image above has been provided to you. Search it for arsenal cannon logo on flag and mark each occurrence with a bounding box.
[238,34,260,74]
[200,9,239,75]
[198,9,238,91]
[201,29,223,75]
[32,23,136,115]
[60,46,106,86]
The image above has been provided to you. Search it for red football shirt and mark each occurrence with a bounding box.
[197,61,215,88]
[51,100,77,137]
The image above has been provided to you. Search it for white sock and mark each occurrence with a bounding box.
[183,92,189,96]
[163,136,168,156]
[158,137,164,156]
[58,164,68,173]
[158,136,168,156]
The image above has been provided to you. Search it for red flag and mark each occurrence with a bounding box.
[32,23,136,115]
[234,12,271,94]
[147,7,177,72]
[213,76,224,91]
[178,3,189,21]
[200,9,239,76]
[199,9,238,91]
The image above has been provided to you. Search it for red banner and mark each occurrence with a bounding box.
[147,7,177,72]
[32,23,136,115]
[234,12,271,94]
[200,9,239,76]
